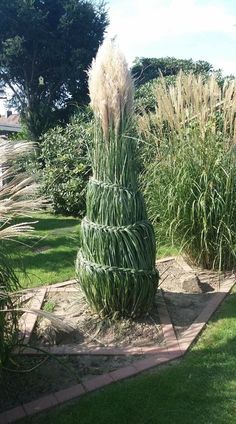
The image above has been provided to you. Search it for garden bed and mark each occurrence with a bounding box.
[1,256,234,414]
[31,256,231,347]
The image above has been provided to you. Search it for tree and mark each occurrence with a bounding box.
[132,57,219,87]
[0,0,108,139]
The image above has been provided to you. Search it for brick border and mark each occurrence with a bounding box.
[2,274,234,423]
[16,277,235,357]
[0,348,183,423]
[16,289,177,357]
[18,289,46,342]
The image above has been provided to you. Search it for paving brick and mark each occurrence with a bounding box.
[194,294,225,324]
[167,349,183,360]
[120,347,143,355]
[178,325,204,352]
[5,406,26,423]
[133,354,170,372]
[83,374,113,392]
[54,384,85,404]
[162,326,176,341]
[47,287,79,293]
[18,289,46,342]
[178,338,193,353]
[167,342,182,355]
[156,256,175,264]
[109,365,139,382]
[23,394,58,416]
[46,280,77,289]
[158,293,178,349]
[219,278,235,292]
[176,256,193,272]
[141,346,167,354]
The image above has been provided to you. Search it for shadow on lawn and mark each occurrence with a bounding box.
[13,248,78,272]
[13,215,80,232]
[5,233,80,256]
[33,217,80,232]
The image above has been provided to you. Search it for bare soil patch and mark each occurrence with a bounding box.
[1,256,233,413]
[32,256,232,347]
[158,257,232,335]
[34,290,164,348]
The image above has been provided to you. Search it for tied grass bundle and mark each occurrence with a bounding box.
[76,40,158,318]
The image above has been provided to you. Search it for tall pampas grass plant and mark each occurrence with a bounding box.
[76,40,158,318]
[0,138,43,370]
[140,73,236,270]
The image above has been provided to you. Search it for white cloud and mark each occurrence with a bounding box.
[213,59,236,76]
[107,0,236,67]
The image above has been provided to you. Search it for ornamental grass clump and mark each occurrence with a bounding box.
[0,138,43,370]
[76,40,158,318]
[140,73,236,270]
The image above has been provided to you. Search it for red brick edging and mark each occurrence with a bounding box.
[1,277,235,423]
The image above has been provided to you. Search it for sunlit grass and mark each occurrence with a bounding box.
[6,213,81,288]
[20,288,236,424]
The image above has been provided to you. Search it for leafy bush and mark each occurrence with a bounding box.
[41,113,92,216]
[135,76,176,112]
[141,73,236,270]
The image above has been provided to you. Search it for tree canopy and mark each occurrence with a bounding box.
[131,57,219,87]
[0,0,108,139]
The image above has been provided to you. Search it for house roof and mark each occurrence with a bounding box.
[0,114,21,132]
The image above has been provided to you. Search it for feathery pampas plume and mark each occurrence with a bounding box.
[88,39,134,138]
[0,138,45,240]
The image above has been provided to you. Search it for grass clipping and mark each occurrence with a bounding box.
[76,40,158,318]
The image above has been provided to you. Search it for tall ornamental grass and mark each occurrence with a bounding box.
[76,40,158,318]
[140,73,236,270]
[0,138,43,370]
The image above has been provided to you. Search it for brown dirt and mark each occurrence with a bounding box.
[33,257,231,347]
[35,290,164,348]
[0,354,144,412]
[158,257,232,335]
[1,256,233,413]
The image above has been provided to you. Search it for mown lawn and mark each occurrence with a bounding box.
[21,288,236,424]
[6,212,177,289]
[6,213,81,288]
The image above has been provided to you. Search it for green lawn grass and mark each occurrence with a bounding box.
[21,288,236,424]
[6,213,81,288]
[6,213,176,289]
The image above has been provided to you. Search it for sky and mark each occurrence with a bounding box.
[1,0,236,115]
[106,0,236,74]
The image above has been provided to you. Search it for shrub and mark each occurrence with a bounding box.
[141,73,236,270]
[41,112,92,216]
[134,76,176,112]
